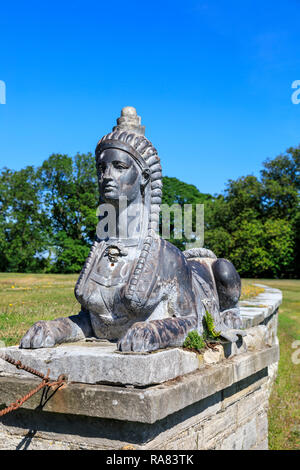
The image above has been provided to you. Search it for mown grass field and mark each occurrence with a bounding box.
[254,279,300,451]
[0,273,299,449]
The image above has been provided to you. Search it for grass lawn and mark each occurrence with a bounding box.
[252,279,300,451]
[0,273,79,347]
[0,273,299,449]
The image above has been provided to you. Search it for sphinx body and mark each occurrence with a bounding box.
[20,107,244,352]
[73,236,242,352]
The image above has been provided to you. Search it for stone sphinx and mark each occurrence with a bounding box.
[20,107,244,352]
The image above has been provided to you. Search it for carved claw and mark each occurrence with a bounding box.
[220,307,243,329]
[20,321,58,349]
[219,328,246,343]
[118,322,160,353]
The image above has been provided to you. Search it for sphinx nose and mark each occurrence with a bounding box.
[102,164,114,179]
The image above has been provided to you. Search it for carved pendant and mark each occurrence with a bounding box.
[104,242,128,263]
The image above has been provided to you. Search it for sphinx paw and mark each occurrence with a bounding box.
[221,307,243,329]
[20,321,57,349]
[219,328,246,343]
[118,322,160,353]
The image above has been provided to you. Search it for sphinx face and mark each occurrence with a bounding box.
[97,148,142,204]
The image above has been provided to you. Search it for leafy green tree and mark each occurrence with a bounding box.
[38,153,98,241]
[228,218,294,278]
[52,231,90,273]
[204,146,299,278]
[36,152,98,272]
[162,176,211,206]
[0,152,99,274]
[261,146,299,220]
[225,175,264,223]
[263,218,295,277]
[161,176,211,250]
[0,166,50,272]
[260,147,299,276]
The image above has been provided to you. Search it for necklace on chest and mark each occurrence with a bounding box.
[104,242,128,263]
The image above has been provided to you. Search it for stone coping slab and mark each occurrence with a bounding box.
[0,284,281,386]
[0,344,279,424]
[239,284,282,328]
[0,342,200,387]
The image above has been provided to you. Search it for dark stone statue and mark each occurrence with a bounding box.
[20,107,244,352]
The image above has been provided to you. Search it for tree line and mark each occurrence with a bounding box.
[0,146,299,278]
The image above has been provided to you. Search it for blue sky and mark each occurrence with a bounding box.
[0,0,300,195]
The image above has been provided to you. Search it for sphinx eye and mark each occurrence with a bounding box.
[113,161,129,170]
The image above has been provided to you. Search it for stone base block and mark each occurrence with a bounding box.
[0,367,273,450]
[0,344,279,449]
[0,342,202,387]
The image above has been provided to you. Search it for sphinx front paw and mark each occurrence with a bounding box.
[221,307,243,329]
[118,322,161,353]
[20,321,58,349]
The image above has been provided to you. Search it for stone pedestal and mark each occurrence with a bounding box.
[0,286,281,450]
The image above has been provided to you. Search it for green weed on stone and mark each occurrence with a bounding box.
[204,311,221,339]
[183,330,205,352]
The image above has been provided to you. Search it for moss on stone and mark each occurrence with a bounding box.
[183,330,205,352]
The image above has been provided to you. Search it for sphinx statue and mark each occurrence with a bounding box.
[20,107,244,352]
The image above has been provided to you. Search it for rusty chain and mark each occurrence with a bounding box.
[0,352,67,417]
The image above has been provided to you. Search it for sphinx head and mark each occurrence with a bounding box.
[95,108,163,305]
[96,146,150,205]
[95,110,162,232]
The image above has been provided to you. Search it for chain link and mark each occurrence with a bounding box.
[0,352,67,417]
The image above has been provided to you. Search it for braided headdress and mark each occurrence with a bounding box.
[95,109,163,307]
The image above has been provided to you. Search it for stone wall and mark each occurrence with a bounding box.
[0,285,281,450]
[0,367,273,450]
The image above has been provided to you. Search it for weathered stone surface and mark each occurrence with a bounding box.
[0,342,199,387]
[232,345,279,383]
[202,345,224,364]
[0,345,278,424]
[0,367,273,450]
[251,438,268,450]
[239,285,282,328]
[243,325,268,351]
[223,336,248,358]
[219,416,257,450]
